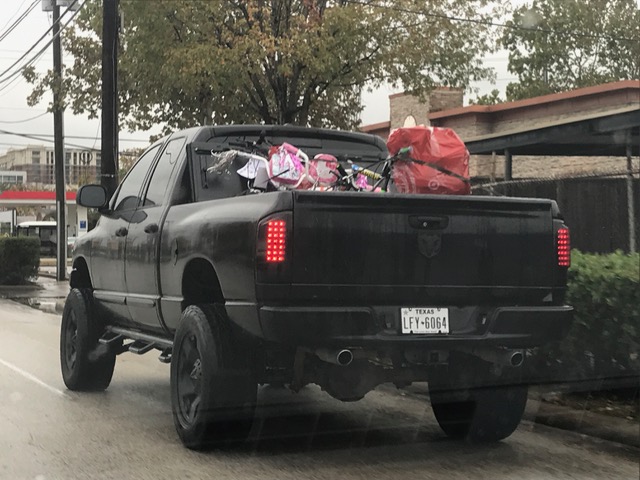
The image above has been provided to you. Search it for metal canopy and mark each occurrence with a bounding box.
[465,106,639,254]
[466,109,640,157]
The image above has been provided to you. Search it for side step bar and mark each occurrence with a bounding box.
[128,341,155,355]
[106,326,173,349]
[100,326,173,363]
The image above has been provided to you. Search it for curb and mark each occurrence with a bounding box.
[38,272,57,280]
[39,259,73,267]
[28,298,65,314]
[37,300,60,314]
[525,399,639,448]
[400,383,639,448]
[1,296,65,314]
[0,284,43,293]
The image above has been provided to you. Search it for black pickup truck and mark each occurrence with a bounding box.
[63,125,572,449]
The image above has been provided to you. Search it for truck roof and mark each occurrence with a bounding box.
[167,125,388,154]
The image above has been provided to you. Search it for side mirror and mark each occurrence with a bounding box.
[77,184,108,209]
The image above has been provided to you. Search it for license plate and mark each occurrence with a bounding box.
[401,308,449,334]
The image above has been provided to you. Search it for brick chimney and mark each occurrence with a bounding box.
[389,88,464,130]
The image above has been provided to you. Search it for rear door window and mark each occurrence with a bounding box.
[143,137,187,207]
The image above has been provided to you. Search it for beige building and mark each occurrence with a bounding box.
[360,80,640,182]
[0,170,27,185]
[0,145,101,186]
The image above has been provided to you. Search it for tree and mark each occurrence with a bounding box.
[118,147,144,179]
[25,0,500,133]
[502,0,640,101]
[469,88,503,105]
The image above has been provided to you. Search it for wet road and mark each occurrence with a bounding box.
[0,300,637,480]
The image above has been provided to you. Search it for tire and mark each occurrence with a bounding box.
[170,304,257,450]
[60,288,116,391]
[429,355,528,443]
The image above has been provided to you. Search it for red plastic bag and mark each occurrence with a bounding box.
[387,126,470,195]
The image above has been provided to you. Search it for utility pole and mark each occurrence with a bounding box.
[41,1,82,280]
[626,133,637,253]
[101,0,119,196]
[52,1,67,281]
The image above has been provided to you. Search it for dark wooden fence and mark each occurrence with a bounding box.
[475,177,640,254]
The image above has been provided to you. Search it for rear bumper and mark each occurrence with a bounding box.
[226,303,573,349]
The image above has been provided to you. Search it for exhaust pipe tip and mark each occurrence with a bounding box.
[336,349,353,366]
[510,351,524,368]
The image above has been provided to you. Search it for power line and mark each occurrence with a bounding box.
[0,112,48,124]
[0,6,82,97]
[0,45,49,92]
[0,127,92,149]
[0,53,74,97]
[0,49,46,53]
[0,0,30,32]
[0,107,48,111]
[344,0,640,43]
[0,54,72,61]
[0,0,39,45]
[0,141,141,157]
[0,0,85,86]
[0,2,69,83]
[3,130,83,148]
[0,128,151,144]
[0,141,45,147]
[0,45,49,97]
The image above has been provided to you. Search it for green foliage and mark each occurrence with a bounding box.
[469,89,503,105]
[24,0,500,133]
[533,250,640,381]
[502,0,640,101]
[0,237,40,285]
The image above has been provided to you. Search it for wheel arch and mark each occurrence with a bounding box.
[181,257,224,310]
[70,256,93,289]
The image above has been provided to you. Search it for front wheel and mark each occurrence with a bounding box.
[60,288,116,391]
[170,305,257,450]
[429,355,528,443]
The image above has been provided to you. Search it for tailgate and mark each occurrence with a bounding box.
[291,191,556,301]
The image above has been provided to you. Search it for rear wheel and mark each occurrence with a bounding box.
[429,354,528,443]
[170,304,257,450]
[60,288,116,391]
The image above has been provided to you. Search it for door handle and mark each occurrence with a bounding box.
[115,227,128,237]
[144,223,159,234]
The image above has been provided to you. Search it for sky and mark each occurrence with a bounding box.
[0,1,516,156]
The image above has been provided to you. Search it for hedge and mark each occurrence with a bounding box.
[0,237,40,285]
[530,250,640,382]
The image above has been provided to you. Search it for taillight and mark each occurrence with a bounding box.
[557,227,570,267]
[266,220,286,263]
[257,212,292,284]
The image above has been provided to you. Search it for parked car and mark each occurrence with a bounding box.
[62,125,572,449]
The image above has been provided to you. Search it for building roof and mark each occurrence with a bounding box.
[359,80,640,132]
[464,106,640,157]
[360,121,391,133]
[429,80,640,121]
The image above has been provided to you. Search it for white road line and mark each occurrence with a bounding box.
[0,357,67,397]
